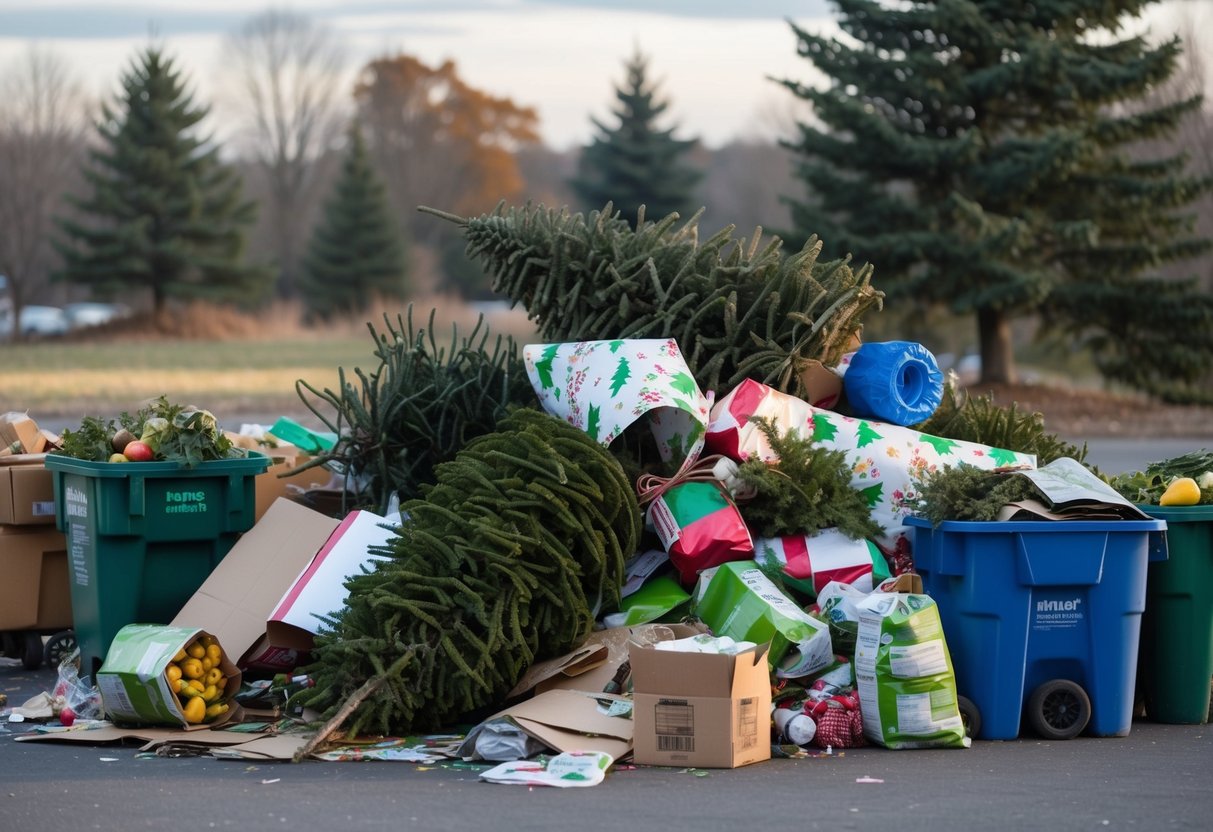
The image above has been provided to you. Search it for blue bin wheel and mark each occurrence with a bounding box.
[1028,679,1091,740]
[957,695,981,739]
[43,630,78,671]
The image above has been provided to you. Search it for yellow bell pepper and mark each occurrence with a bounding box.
[1160,477,1201,506]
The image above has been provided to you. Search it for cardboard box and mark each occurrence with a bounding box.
[0,412,44,454]
[630,633,772,769]
[0,524,71,630]
[96,624,243,729]
[0,458,56,525]
[170,498,340,669]
[254,448,326,521]
[225,433,330,522]
[265,509,397,652]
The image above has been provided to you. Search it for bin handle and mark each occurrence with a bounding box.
[129,473,145,517]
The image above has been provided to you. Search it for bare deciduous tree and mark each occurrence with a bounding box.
[0,46,90,340]
[1135,2,1213,287]
[222,8,348,299]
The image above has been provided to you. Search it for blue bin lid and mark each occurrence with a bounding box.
[903,514,1166,534]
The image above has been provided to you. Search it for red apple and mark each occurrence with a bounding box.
[58,705,76,727]
[123,440,155,462]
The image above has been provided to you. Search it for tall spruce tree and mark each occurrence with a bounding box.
[55,47,266,313]
[300,126,408,321]
[570,50,703,224]
[781,2,1213,400]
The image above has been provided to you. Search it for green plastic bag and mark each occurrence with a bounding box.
[854,591,969,749]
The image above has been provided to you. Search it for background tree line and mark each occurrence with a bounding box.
[0,3,1210,402]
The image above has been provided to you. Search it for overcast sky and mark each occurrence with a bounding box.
[0,0,843,149]
[0,1,1202,150]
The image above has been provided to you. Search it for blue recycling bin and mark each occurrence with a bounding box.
[904,516,1166,740]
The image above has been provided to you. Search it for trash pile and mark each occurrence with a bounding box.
[3,203,1209,785]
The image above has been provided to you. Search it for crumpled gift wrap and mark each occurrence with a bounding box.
[524,338,711,464]
[753,527,891,599]
[703,377,813,462]
[705,379,1036,554]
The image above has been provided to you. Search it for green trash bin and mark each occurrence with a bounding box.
[45,452,269,677]
[1138,505,1213,724]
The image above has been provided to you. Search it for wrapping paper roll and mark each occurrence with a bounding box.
[842,341,943,426]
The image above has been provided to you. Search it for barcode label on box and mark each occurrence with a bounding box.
[657,735,696,752]
[655,699,695,752]
[737,696,758,749]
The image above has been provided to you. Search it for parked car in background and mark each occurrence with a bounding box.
[0,305,71,338]
[63,302,131,330]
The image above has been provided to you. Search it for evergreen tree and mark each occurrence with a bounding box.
[55,47,266,313]
[781,2,1213,400]
[570,50,703,224]
[422,201,883,399]
[301,126,408,321]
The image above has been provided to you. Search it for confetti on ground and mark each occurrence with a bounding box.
[261,779,280,785]
[856,776,884,784]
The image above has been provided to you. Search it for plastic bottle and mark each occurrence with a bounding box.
[773,707,817,746]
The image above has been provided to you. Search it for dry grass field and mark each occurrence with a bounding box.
[5,296,1213,439]
[0,297,540,426]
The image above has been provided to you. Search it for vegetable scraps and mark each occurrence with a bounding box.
[54,396,239,468]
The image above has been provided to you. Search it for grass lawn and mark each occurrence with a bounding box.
[1,337,371,422]
[1,301,539,426]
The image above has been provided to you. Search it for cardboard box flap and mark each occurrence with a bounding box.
[731,643,772,695]
[522,622,709,699]
[265,509,397,652]
[171,499,339,665]
[628,641,762,698]
[458,689,633,761]
[507,642,608,699]
[876,573,923,594]
[504,689,633,743]
[15,725,261,747]
[0,412,43,453]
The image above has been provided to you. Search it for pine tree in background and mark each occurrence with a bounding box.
[780,1,1213,401]
[300,126,408,321]
[55,47,267,313]
[570,50,703,224]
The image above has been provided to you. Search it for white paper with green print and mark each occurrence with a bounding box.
[524,339,711,463]
[96,623,202,727]
[809,409,1036,552]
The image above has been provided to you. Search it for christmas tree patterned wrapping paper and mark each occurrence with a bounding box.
[705,379,1035,555]
[523,338,711,465]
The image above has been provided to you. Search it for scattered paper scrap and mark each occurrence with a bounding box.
[856,776,884,784]
[479,751,613,788]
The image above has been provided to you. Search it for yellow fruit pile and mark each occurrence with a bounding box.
[166,635,231,724]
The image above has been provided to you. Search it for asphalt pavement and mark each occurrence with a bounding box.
[2,658,1211,832]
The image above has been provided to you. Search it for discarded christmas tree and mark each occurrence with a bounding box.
[421,202,883,398]
[295,307,535,514]
[295,408,641,737]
